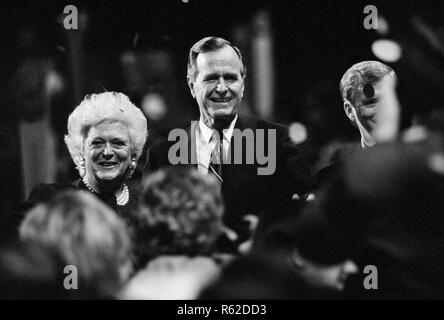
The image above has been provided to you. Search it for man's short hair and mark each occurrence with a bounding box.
[187,36,247,81]
[339,61,397,104]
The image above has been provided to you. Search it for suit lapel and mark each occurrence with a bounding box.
[223,114,257,181]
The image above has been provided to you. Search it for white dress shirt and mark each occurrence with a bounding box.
[196,115,238,175]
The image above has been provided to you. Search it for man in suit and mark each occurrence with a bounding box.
[318,61,399,185]
[144,36,313,247]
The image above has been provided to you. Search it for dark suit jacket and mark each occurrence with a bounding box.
[316,142,362,188]
[144,114,314,241]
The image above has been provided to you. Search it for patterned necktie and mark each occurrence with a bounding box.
[209,115,234,182]
[209,131,223,182]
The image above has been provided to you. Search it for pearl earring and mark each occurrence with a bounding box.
[78,156,86,177]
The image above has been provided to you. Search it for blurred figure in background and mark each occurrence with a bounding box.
[11,25,68,199]
[19,190,133,299]
[121,168,228,300]
[120,50,194,184]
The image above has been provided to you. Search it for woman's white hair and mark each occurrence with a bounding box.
[64,92,148,175]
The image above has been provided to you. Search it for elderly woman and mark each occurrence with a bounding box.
[64,91,147,212]
[20,92,147,222]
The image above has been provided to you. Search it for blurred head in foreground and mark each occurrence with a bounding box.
[0,241,67,299]
[19,190,133,299]
[134,168,224,268]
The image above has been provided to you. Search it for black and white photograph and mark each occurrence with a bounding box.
[1,0,444,307]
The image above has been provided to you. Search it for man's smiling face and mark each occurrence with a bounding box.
[188,46,245,124]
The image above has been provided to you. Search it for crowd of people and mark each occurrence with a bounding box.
[1,36,444,299]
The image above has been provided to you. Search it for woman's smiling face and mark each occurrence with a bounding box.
[84,121,132,188]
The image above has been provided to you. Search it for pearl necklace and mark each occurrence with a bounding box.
[82,175,129,206]
[115,184,129,206]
